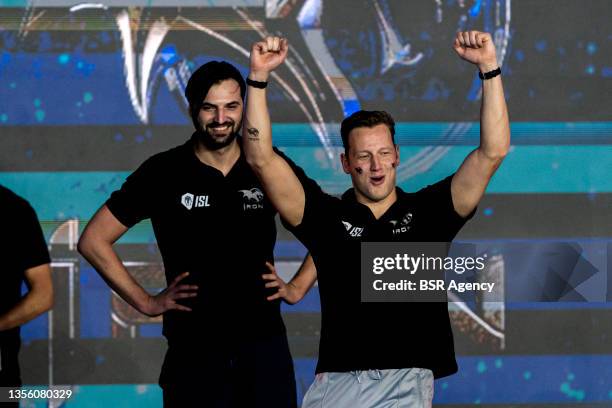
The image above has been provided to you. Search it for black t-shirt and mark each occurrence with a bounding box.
[106,136,316,346]
[287,174,474,378]
[0,186,51,351]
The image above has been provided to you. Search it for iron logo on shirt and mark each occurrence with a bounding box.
[181,193,210,210]
[239,188,264,210]
[389,212,413,235]
[342,220,364,237]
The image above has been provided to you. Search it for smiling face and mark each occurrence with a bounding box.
[341,123,400,204]
[195,78,243,150]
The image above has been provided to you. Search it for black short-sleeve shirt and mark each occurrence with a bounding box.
[106,137,316,345]
[287,174,475,379]
[0,186,51,351]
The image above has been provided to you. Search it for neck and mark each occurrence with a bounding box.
[193,136,241,176]
[355,188,398,219]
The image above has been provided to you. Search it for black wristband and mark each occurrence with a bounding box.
[478,67,501,80]
[246,77,268,89]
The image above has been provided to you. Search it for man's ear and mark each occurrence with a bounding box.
[394,144,400,167]
[340,152,351,174]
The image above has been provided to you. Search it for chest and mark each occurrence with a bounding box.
[151,171,275,227]
[334,207,428,242]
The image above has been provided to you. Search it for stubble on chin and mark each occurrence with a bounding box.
[196,128,238,150]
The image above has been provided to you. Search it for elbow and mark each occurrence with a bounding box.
[76,235,88,257]
[245,155,264,170]
[488,149,508,163]
[41,289,54,313]
[481,142,510,164]
[77,226,97,256]
[77,232,97,260]
[245,155,272,173]
[243,143,275,171]
[31,282,54,315]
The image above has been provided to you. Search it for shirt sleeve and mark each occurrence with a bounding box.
[417,173,476,239]
[106,158,158,228]
[16,201,51,271]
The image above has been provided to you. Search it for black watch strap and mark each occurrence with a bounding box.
[478,67,501,80]
[246,77,268,89]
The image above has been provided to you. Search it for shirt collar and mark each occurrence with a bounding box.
[183,133,246,175]
[341,186,407,203]
[340,186,407,221]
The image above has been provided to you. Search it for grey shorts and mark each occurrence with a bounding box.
[302,368,434,408]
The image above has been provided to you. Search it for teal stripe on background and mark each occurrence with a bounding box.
[280,145,612,194]
[400,121,612,144]
[397,121,612,145]
[0,0,27,6]
[62,384,161,408]
[271,122,612,145]
[0,171,128,221]
[0,171,156,243]
[18,384,162,408]
[1,144,610,223]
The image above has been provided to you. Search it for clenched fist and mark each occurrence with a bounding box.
[249,36,289,82]
[453,31,498,72]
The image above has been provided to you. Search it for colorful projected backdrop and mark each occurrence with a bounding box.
[1,1,611,406]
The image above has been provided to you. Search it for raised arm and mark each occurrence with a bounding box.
[451,31,511,217]
[242,36,306,227]
[78,205,197,317]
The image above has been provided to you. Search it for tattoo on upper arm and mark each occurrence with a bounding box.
[247,127,260,141]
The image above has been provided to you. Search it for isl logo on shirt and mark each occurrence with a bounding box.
[181,193,210,210]
[342,221,364,237]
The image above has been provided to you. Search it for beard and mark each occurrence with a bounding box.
[195,118,241,151]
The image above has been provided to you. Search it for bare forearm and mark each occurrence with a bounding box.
[451,32,510,216]
[0,290,52,331]
[243,70,275,168]
[244,37,306,226]
[0,263,53,331]
[479,62,510,160]
[287,253,317,302]
[78,239,151,314]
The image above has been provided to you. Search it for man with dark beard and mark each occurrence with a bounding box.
[78,61,317,408]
